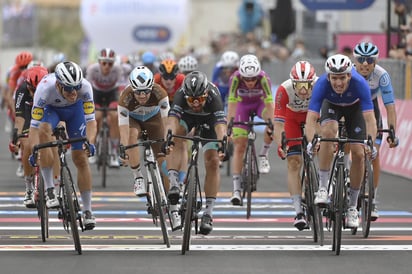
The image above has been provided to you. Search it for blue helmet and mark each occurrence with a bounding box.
[141,51,156,64]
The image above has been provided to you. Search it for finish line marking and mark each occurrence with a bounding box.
[0,244,412,251]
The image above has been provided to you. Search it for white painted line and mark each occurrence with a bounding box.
[0,244,412,251]
[0,226,411,231]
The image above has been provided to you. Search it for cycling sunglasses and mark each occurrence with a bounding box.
[100,61,114,67]
[356,56,376,64]
[61,83,82,92]
[133,89,151,95]
[294,81,312,90]
[185,94,208,104]
[243,77,258,82]
[161,73,177,80]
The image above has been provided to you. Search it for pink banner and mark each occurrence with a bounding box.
[379,99,412,179]
[336,33,398,58]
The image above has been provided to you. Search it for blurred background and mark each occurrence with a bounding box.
[0,0,411,96]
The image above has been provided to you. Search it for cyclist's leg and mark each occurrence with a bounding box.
[257,101,273,173]
[107,93,120,167]
[127,120,146,196]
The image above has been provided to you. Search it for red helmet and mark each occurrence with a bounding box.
[26,66,48,90]
[289,61,316,82]
[15,51,33,67]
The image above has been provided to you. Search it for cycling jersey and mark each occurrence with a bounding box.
[118,83,169,124]
[228,70,273,104]
[154,73,185,103]
[364,64,395,105]
[308,69,374,114]
[14,81,33,134]
[30,74,95,149]
[212,65,236,107]
[86,63,123,91]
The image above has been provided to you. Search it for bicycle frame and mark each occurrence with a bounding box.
[122,130,170,248]
[227,113,272,219]
[32,126,87,254]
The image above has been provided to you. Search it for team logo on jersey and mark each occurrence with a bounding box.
[83,101,95,114]
[32,107,44,120]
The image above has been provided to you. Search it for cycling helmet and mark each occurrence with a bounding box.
[141,51,156,64]
[353,42,379,58]
[324,54,353,74]
[129,66,154,90]
[55,61,83,87]
[15,51,33,67]
[290,61,316,82]
[98,48,116,62]
[178,55,198,73]
[26,66,48,90]
[158,51,175,62]
[239,54,261,77]
[159,59,179,79]
[27,60,44,69]
[183,71,208,97]
[220,51,239,67]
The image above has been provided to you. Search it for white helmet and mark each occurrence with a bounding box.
[239,54,261,77]
[129,66,154,90]
[325,54,353,74]
[290,61,316,82]
[220,51,239,67]
[55,61,83,87]
[178,55,198,73]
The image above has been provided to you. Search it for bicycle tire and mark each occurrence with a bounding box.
[182,166,196,255]
[100,128,109,188]
[149,164,170,248]
[361,157,374,238]
[307,160,324,246]
[245,144,254,219]
[62,167,82,254]
[333,166,345,255]
[36,170,49,242]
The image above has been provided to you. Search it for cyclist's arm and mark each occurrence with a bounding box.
[274,85,287,147]
[363,110,377,142]
[214,122,227,142]
[385,104,397,131]
[378,71,397,130]
[118,105,130,146]
[227,75,240,121]
[305,111,319,143]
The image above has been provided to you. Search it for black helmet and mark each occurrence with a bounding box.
[183,71,208,97]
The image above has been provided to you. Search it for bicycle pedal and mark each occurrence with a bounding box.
[84,223,95,231]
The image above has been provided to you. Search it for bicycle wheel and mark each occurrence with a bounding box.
[99,128,109,188]
[149,164,170,248]
[245,145,254,219]
[62,167,82,254]
[307,160,324,246]
[182,166,196,255]
[333,166,345,255]
[36,170,49,242]
[361,157,374,238]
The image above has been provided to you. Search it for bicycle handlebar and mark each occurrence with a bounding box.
[378,125,396,143]
[227,117,273,136]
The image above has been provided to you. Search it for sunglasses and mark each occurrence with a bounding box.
[356,56,376,64]
[101,61,114,67]
[61,83,82,92]
[243,77,258,82]
[185,94,208,104]
[294,81,312,90]
[162,73,177,80]
[133,89,151,95]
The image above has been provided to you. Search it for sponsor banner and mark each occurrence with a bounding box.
[80,0,188,54]
[379,99,412,179]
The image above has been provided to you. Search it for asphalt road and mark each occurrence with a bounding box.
[0,112,411,274]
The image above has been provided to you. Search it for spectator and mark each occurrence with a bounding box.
[238,0,264,37]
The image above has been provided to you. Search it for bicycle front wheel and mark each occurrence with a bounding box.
[244,144,256,219]
[36,169,49,242]
[99,129,109,188]
[332,166,345,255]
[361,157,374,238]
[149,165,170,248]
[182,166,196,255]
[307,160,324,246]
[62,167,82,254]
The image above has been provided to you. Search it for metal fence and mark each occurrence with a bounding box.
[199,58,410,100]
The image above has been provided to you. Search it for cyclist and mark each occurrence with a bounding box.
[212,50,239,111]
[227,54,274,205]
[353,42,399,220]
[141,51,159,74]
[274,61,318,230]
[305,54,377,228]
[154,59,187,188]
[28,61,97,230]
[116,66,180,227]
[86,48,123,167]
[162,71,227,235]
[178,55,198,75]
[9,66,49,207]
